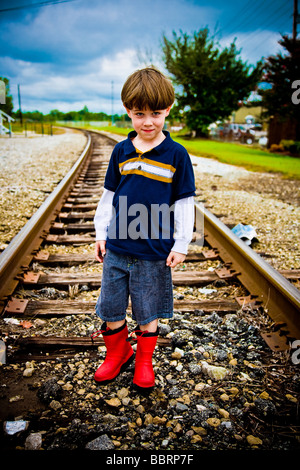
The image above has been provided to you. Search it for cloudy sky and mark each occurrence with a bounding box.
[0,0,294,115]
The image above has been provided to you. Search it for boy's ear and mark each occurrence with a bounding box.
[124,107,132,118]
[165,105,172,117]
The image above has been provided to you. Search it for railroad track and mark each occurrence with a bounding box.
[0,129,299,362]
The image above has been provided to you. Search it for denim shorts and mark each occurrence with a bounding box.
[95,249,173,325]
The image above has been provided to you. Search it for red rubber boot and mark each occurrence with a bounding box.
[133,328,158,391]
[92,322,134,384]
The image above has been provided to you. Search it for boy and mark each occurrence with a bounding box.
[92,67,195,391]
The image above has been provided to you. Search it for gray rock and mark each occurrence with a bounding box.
[188,363,202,375]
[25,432,43,450]
[37,376,62,404]
[176,402,189,412]
[216,349,228,361]
[158,323,171,336]
[254,398,277,419]
[85,434,115,450]
[168,386,181,398]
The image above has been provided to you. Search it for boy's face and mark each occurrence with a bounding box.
[125,107,171,143]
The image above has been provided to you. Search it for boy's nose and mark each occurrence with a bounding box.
[144,115,153,125]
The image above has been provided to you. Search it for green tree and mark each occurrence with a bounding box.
[78,105,90,120]
[162,29,262,136]
[48,109,65,121]
[23,110,44,121]
[0,77,13,115]
[260,35,300,143]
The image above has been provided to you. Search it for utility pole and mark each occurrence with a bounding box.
[111,80,114,126]
[293,0,299,41]
[18,84,23,125]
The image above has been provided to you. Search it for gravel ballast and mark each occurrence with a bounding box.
[0,129,87,251]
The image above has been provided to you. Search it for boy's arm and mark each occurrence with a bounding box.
[94,188,114,262]
[166,196,194,268]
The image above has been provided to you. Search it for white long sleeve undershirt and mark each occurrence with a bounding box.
[94,188,194,255]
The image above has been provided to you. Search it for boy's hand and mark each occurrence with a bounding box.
[95,240,106,263]
[166,251,186,268]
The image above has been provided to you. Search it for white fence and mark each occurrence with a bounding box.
[0,110,15,136]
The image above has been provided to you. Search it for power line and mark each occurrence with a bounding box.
[219,1,292,62]
[218,0,259,34]
[236,3,290,49]
[232,1,288,37]
[0,0,77,13]
[219,0,275,36]
[239,26,288,62]
[235,1,277,33]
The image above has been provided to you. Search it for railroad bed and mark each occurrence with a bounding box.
[0,130,299,452]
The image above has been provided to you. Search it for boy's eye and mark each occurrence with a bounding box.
[133,111,161,117]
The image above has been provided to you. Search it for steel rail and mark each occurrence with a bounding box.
[0,130,92,305]
[195,202,300,341]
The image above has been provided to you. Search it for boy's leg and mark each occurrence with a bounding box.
[107,320,126,330]
[93,250,133,384]
[129,259,173,391]
[139,319,158,333]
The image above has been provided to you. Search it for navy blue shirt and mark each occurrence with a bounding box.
[104,131,196,260]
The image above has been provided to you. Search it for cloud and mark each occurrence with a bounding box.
[2,0,217,65]
[220,29,288,65]
[2,3,112,64]
[8,48,139,113]
[0,0,292,114]
[2,0,209,112]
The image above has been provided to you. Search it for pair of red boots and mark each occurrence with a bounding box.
[92,322,158,390]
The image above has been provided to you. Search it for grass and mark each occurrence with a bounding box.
[174,137,300,180]
[75,124,300,180]
[85,124,131,136]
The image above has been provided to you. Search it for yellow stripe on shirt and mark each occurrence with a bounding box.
[119,150,176,183]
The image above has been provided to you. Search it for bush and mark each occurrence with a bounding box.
[280,140,300,155]
[270,143,284,153]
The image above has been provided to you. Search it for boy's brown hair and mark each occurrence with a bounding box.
[121,67,175,111]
